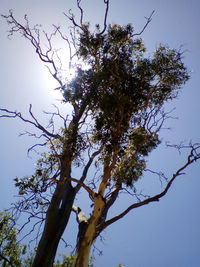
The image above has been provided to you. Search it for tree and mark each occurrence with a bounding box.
[0,211,26,267]
[1,1,200,266]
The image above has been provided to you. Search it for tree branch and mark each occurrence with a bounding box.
[0,105,60,139]
[97,182,122,233]
[133,10,155,37]
[2,10,64,87]
[77,0,84,26]
[64,0,110,35]
[99,0,110,34]
[0,253,14,267]
[99,144,200,232]
[75,148,102,193]
[64,9,84,31]
[63,177,95,199]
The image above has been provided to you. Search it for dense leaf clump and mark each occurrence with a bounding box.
[62,24,188,186]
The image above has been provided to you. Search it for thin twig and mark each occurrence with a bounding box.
[133,10,155,37]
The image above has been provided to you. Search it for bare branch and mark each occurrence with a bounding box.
[64,0,109,35]
[77,0,84,26]
[43,104,69,129]
[75,148,102,193]
[61,237,73,249]
[27,142,48,155]
[2,10,64,87]
[133,10,155,37]
[0,105,60,139]
[64,9,83,31]
[99,0,110,34]
[141,107,177,134]
[99,144,200,232]
[54,25,77,69]
[119,185,150,202]
[18,218,45,243]
[144,168,168,187]
[63,176,95,199]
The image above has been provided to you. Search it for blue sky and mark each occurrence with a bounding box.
[0,0,200,266]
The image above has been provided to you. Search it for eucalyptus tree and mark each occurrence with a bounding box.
[1,1,200,267]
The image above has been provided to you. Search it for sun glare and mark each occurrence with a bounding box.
[41,43,90,102]
[42,48,77,101]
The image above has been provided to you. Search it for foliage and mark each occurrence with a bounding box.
[0,211,26,267]
[54,255,75,267]
[54,254,94,267]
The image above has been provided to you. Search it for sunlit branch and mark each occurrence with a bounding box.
[98,146,119,195]
[98,183,122,229]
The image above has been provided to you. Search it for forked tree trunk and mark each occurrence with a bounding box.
[33,113,88,266]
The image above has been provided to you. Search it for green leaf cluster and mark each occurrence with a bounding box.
[112,127,160,186]
[61,23,189,186]
[0,211,26,267]
[63,24,188,147]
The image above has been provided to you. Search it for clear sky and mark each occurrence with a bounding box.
[0,0,200,267]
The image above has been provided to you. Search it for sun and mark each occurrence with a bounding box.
[41,45,89,102]
[42,48,77,101]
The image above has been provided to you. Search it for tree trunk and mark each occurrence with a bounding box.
[32,182,76,267]
[74,237,92,267]
[32,114,86,266]
[73,195,105,267]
